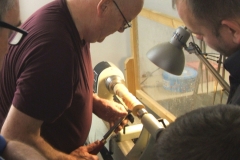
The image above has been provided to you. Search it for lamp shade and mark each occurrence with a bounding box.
[147,27,190,75]
[147,42,185,75]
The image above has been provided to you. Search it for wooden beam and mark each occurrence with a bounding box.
[130,18,141,92]
[139,8,184,29]
[124,57,136,95]
[136,90,176,122]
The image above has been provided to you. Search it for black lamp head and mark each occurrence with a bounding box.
[147,27,190,75]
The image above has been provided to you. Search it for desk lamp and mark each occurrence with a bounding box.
[146,26,230,93]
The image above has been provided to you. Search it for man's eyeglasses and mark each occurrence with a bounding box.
[0,21,28,45]
[112,0,131,30]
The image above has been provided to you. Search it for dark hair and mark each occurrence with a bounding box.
[172,0,240,36]
[153,104,240,160]
[0,0,16,21]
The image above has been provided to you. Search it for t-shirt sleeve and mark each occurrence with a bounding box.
[13,39,75,122]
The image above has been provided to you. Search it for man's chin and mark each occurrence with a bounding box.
[97,38,105,43]
[218,50,233,57]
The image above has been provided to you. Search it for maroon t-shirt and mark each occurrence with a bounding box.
[0,0,93,153]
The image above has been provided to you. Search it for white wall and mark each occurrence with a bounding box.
[20,0,53,22]
[144,0,179,18]
[19,0,131,72]
[90,31,131,71]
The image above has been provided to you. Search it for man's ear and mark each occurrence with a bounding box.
[222,20,240,44]
[97,0,110,16]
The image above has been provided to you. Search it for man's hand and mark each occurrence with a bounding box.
[93,94,128,133]
[70,141,100,160]
[104,100,128,133]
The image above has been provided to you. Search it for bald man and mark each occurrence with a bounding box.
[0,0,144,159]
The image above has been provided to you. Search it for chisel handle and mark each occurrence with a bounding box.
[89,139,106,155]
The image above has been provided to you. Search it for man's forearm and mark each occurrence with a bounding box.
[25,136,73,160]
[2,140,46,160]
[92,93,106,116]
[1,106,76,160]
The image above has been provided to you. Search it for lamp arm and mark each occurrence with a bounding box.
[185,42,230,94]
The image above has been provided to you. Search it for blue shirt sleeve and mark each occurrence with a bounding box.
[0,135,7,155]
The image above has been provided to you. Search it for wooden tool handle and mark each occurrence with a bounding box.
[89,139,106,155]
